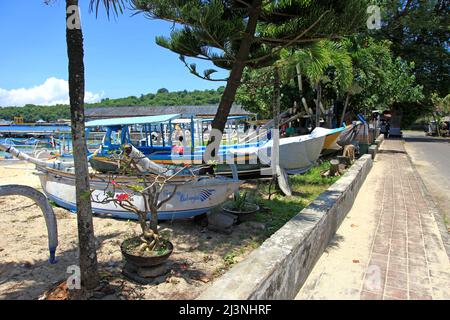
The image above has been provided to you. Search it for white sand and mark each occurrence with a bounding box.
[0,162,260,300]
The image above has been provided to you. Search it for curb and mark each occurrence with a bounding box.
[197,155,373,300]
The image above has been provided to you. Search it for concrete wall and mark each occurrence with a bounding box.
[198,155,373,300]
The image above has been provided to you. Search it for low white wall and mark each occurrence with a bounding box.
[198,155,373,300]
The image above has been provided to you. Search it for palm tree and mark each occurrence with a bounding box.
[49,0,126,291]
[281,40,354,127]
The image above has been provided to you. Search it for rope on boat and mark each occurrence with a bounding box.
[0,184,58,264]
[125,145,169,175]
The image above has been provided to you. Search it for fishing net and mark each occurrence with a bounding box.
[337,124,359,147]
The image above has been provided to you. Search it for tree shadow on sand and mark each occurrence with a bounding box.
[0,232,121,300]
[0,215,264,300]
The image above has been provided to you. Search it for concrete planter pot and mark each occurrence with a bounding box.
[120,237,173,268]
[222,202,260,222]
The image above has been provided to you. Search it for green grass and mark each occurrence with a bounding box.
[249,161,341,239]
[48,200,58,207]
[444,213,450,231]
[213,161,342,274]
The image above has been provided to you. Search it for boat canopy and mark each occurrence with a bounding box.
[171,118,201,124]
[201,115,250,122]
[85,114,181,128]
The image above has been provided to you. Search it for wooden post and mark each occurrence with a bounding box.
[329,159,340,176]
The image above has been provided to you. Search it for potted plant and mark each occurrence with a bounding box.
[222,191,260,222]
[91,145,187,268]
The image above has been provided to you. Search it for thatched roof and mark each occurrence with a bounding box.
[85,104,253,120]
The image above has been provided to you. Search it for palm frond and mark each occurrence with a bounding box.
[89,0,128,18]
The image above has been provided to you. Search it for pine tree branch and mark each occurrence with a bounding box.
[180,56,229,82]
[256,36,341,44]
[198,18,227,53]
[245,10,331,65]
[132,9,190,26]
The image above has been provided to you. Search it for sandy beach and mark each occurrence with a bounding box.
[0,161,262,300]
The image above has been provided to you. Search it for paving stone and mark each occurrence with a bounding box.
[360,290,382,300]
[296,139,450,300]
[409,290,432,300]
[384,286,409,300]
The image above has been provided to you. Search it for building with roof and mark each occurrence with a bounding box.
[84,104,254,121]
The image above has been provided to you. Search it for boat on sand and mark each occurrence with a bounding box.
[0,143,242,220]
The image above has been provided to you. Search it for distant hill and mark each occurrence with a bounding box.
[0,87,225,123]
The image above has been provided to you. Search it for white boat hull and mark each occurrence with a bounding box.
[37,167,242,220]
[230,132,326,174]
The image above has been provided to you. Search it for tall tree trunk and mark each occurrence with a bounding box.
[327,103,334,128]
[340,93,350,126]
[66,0,99,290]
[315,83,321,127]
[296,63,303,96]
[273,68,281,133]
[272,67,281,176]
[210,0,262,139]
[296,64,310,115]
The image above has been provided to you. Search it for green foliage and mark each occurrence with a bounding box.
[223,251,238,267]
[236,66,302,118]
[281,41,354,93]
[124,0,369,134]
[89,87,224,107]
[237,37,424,120]
[0,104,70,123]
[231,191,248,211]
[88,0,128,18]
[362,0,449,125]
[346,37,424,114]
[432,93,450,116]
[237,39,355,118]
[132,0,369,79]
[156,88,169,94]
[254,161,340,238]
[373,0,449,99]
[128,184,145,192]
[0,87,225,122]
[429,93,450,130]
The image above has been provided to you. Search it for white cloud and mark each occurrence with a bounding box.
[0,77,103,107]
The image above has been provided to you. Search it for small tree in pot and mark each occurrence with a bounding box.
[222,191,260,223]
[91,145,191,265]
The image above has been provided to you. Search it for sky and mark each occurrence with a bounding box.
[0,0,227,107]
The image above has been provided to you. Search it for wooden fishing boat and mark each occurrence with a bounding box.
[86,114,266,177]
[36,166,242,220]
[310,125,346,154]
[89,155,263,177]
[229,130,327,174]
[0,143,243,220]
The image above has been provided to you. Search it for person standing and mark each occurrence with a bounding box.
[385,121,390,138]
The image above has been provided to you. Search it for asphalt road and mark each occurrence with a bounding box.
[403,130,450,228]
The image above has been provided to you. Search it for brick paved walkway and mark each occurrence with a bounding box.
[296,139,450,300]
